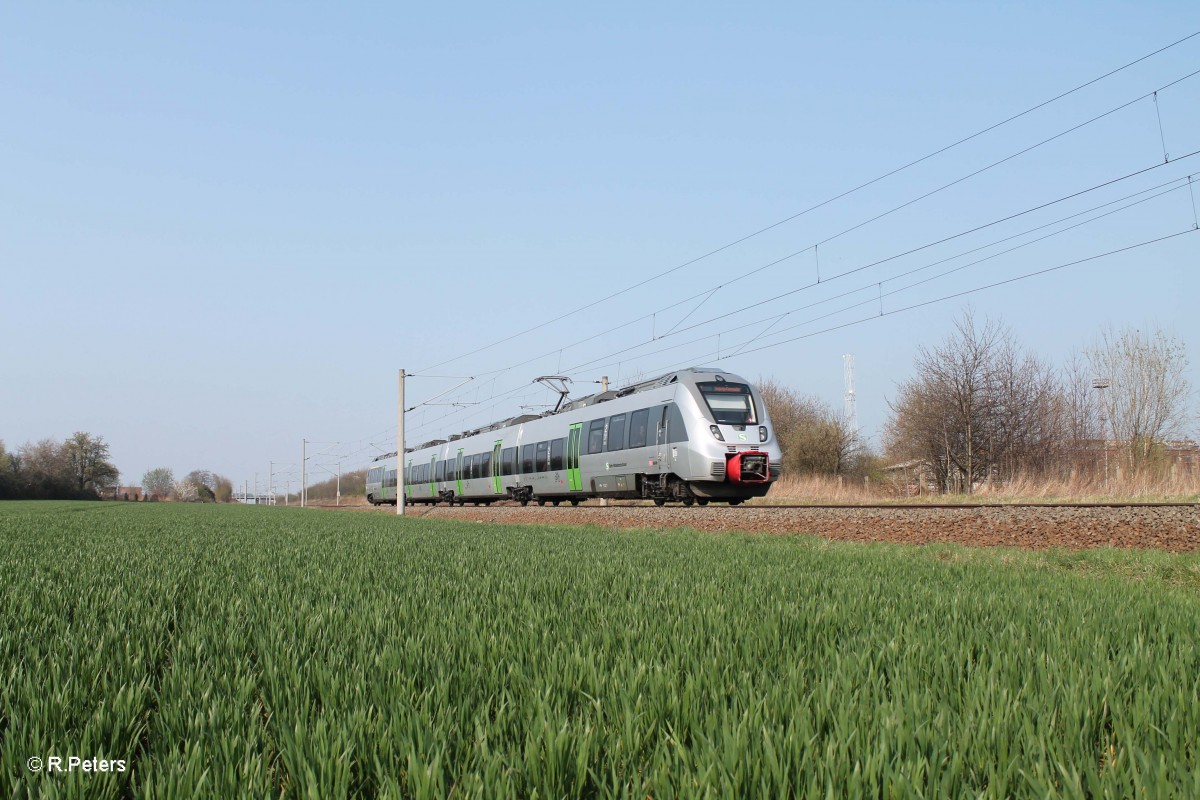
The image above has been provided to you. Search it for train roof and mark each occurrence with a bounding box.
[369,368,746,457]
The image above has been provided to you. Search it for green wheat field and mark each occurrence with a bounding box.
[2,502,1199,798]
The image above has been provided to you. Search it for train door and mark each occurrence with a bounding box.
[566,423,582,491]
[456,449,464,497]
[653,406,668,473]
[429,455,437,498]
[492,440,503,494]
[405,459,413,500]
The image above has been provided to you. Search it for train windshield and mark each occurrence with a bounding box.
[697,382,757,424]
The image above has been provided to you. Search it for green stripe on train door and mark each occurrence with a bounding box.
[456,449,464,496]
[492,440,503,494]
[405,460,413,499]
[429,455,437,497]
[567,423,583,491]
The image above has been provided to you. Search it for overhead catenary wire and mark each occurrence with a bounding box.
[406,192,1196,443]
[562,173,1198,372]
[404,222,1197,445]
[419,153,1199,406]
[621,228,1199,378]
[565,186,1195,377]
[414,30,1200,375]
[407,75,1200,419]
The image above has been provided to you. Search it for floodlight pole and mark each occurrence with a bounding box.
[397,369,406,516]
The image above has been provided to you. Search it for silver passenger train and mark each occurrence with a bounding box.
[366,368,781,507]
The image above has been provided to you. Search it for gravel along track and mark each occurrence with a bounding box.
[388,503,1200,552]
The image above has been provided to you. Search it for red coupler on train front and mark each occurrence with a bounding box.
[726,451,770,483]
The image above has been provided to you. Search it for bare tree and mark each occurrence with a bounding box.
[884,310,1060,493]
[1087,325,1193,468]
[758,379,863,475]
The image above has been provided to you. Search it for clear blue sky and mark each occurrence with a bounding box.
[2,2,1196,491]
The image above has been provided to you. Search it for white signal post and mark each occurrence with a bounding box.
[397,369,406,516]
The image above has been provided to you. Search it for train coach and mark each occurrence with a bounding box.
[366,368,782,507]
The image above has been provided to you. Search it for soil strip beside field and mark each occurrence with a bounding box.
[359,504,1200,551]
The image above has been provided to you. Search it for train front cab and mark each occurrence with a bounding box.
[671,376,780,504]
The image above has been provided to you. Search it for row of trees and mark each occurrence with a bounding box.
[884,313,1192,493]
[0,433,120,500]
[761,313,1193,494]
[0,431,236,503]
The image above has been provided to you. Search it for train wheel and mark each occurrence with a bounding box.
[552,500,560,507]
[519,499,529,507]
[570,499,580,506]
[537,499,546,506]
[728,499,743,506]
[653,498,666,506]
[697,499,709,506]
[682,498,695,507]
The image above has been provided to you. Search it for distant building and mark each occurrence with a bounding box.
[110,486,143,501]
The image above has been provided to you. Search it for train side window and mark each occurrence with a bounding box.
[436,462,444,481]
[501,447,516,476]
[607,413,627,451]
[667,403,689,443]
[535,441,549,472]
[521,444,535,473]
[481,451,492,477]
[550,438,564,471]
[627,408,649,448]
[385,469,396,489]
[473,454,483,479]
[587,419,606,454]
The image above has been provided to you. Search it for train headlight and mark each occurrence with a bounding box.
[709,425,725,442]
[759,426,768,442]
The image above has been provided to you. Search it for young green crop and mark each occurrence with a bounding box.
[2,502,1198,798]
